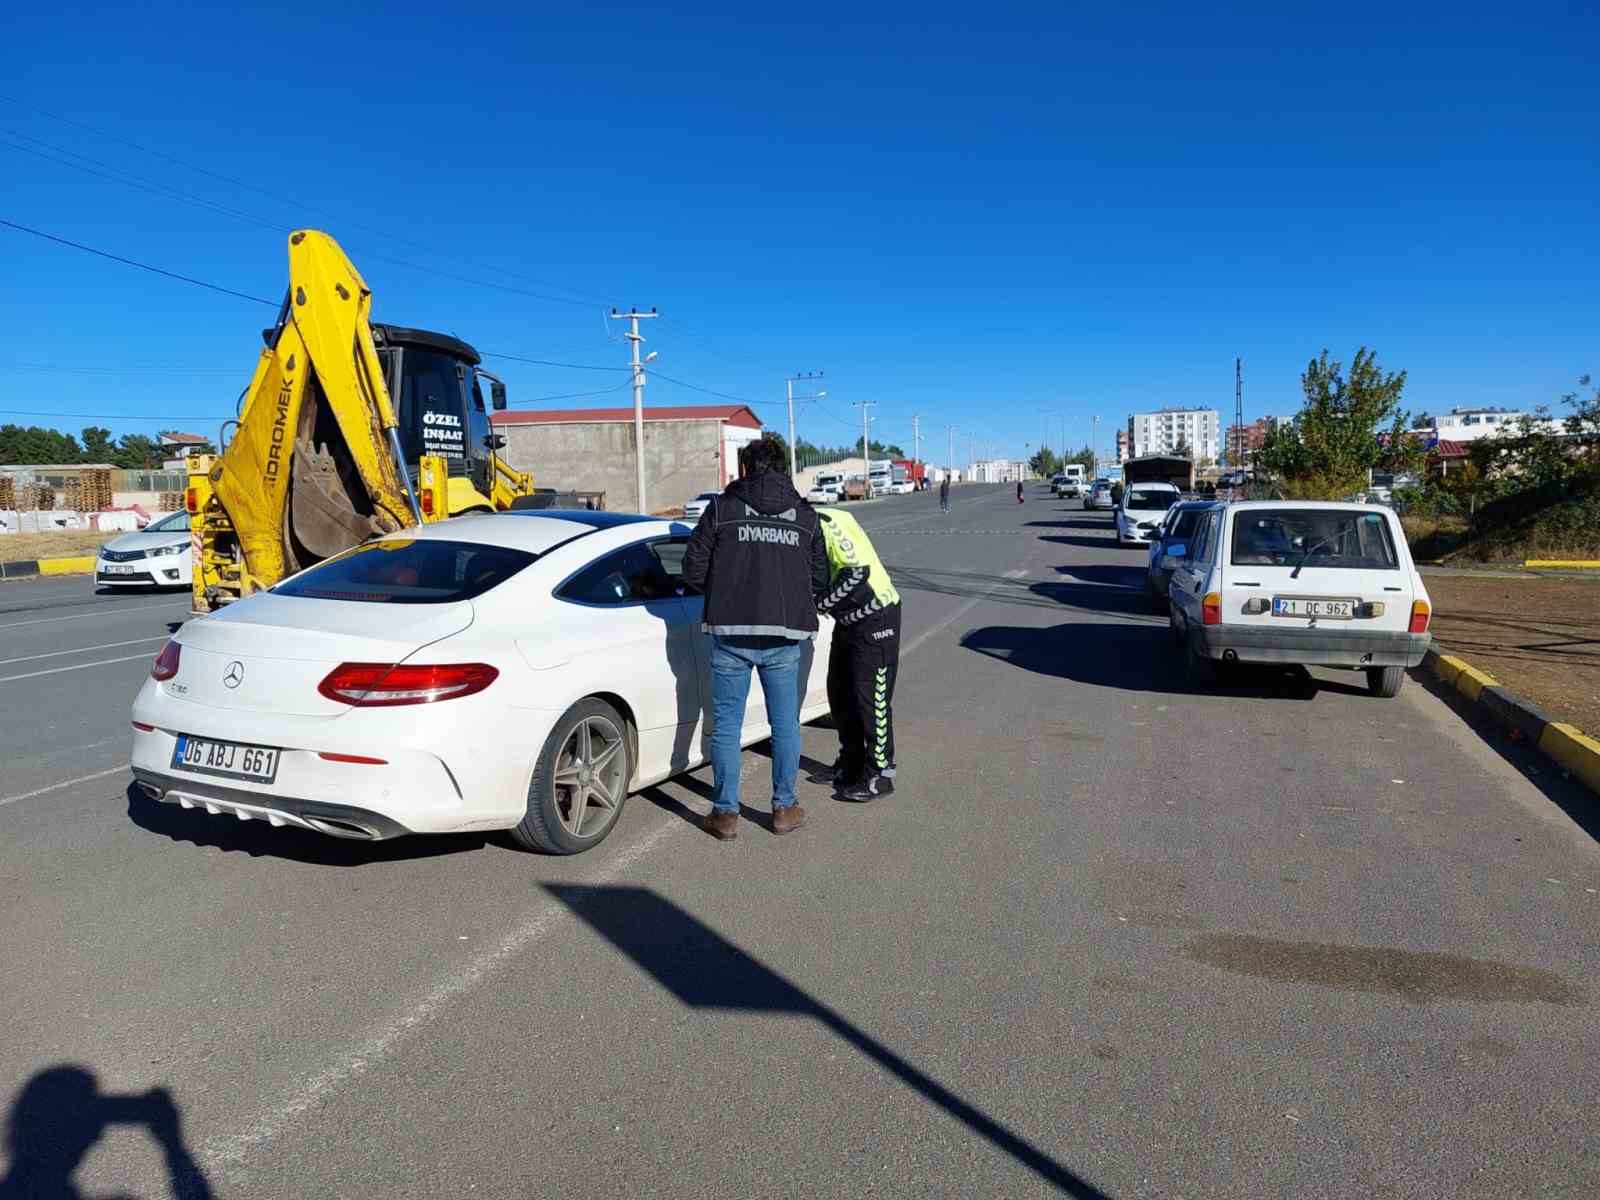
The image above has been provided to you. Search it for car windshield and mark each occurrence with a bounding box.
[1231,509,1399,569]
[274,538,536,604]
[147,512,190,533]
[1127,488,1178,511]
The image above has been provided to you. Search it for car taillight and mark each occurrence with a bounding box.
[317,751,389,764]
[151,640,181,681]
[185,487,199,514]
[131,721,155,732]
[317,662,499,707]
[420,489,434,516]
[1202,592,1222,625]
[1409,600,1431,634]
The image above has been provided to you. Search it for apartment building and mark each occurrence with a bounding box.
[1128,407,1220,461]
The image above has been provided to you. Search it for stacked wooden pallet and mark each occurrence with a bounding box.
[80,468,114,511]
[0,477,14,509]
[18,483,55,511]
[158,491,186,512]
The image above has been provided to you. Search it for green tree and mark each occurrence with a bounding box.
[1064,444,1096,472]
[112,433,162,469]
[0,424,84,465]
[1173,435,1192,459]
[81,426,117,463]
[1028,447,1062,477]
[1257,347,1413,498]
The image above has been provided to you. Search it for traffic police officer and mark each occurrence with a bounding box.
[814,507,901,800]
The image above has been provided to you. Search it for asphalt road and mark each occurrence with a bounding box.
[1,486,1596,1199]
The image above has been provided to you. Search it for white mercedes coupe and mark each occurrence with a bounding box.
[129,511,834,854]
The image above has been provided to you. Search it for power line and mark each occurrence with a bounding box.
[0,217,276,306]
[0,361,240,376]
[477,351,626,372]
[650,371,759,406]
[0,408,232,422]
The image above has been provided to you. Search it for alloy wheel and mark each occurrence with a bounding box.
[552,716,627,838]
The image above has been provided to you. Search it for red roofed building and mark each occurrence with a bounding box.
[490,404,765,514]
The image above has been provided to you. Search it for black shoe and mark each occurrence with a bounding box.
[812,759,861,787]
[838,773,895,802]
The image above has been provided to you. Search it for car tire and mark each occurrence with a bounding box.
[509,698,633,854]
[1149,582,1167,614]
[1366,665,1405,698]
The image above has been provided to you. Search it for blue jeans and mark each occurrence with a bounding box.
[709,635,802,814]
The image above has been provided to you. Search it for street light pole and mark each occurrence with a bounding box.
[785,372,825,478]
[613,307,659,513]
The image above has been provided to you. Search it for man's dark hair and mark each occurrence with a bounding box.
[739,435,788,478]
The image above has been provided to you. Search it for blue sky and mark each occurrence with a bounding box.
[4,3,1596,462]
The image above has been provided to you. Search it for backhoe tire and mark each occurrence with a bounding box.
[1366,666,1405,698]
[509,699,633,854]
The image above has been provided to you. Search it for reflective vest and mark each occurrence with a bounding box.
[817,507,900,608]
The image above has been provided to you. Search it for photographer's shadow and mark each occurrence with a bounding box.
[0,1065,213,1200]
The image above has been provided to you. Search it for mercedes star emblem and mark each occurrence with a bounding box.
[222,661,245,689]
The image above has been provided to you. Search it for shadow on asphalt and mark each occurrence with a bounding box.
[0,1065,214,1199]
[1024,518,1108,531]
[125,783,498,865]
[641,742,839,838]
[959,621,1374,701]
[544,884,1113,1200]
[1411,672,1600,844]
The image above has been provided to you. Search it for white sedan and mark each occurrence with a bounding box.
[129,511,834,854]
[96,511,192,589]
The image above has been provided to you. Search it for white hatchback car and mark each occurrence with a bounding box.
[681,492,718,524]
[1165,501,1432,697]
[129,511,834,854]
[1115,482,1181,546]
[96,511,192,589]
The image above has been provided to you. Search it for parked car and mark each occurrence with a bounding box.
[1115,481,1181,547]
[1164,501,1431,697]
[129,511,836,855]
[681,492,717,524]
[1146,500,1218,610]
[96,511,192,589]
[1086,480,1115,510]
[806,474,843,503]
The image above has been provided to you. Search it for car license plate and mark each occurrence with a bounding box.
[171,734,280,783]
[1273,597,1354,619]
[101,563,135,575]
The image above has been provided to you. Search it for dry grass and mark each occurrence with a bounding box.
[0,530,119,561]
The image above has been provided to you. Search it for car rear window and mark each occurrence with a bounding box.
[1231,509,1399,570]
[1127,488,1178,511]
[274,538,536,604]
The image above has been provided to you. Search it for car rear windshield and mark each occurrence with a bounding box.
[274,539,536,604]
[1231,509,1399,570]
[1127,488,1179,511]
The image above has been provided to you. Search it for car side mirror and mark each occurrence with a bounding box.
[490,380,508,411]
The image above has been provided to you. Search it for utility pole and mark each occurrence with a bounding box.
[613,307,658,513]
[1234,356,1245,470]
[785,372,825,477]
[946,424,956,482]
[855,401,875,490]
[912,415,921,470]
[1092,414,1099,475]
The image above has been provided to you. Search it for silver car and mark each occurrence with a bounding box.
[1086,481,1115,511]
[96,511,192,589]
[681,492,718,524]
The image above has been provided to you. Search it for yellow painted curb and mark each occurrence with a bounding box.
[1434,655,1466,687]
[37,556,96,576]
[1537,723,1600,794]
[1525,559,1600,569]
[1451,662,1498,702]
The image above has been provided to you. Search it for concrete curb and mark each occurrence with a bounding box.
[1524,559,1600,569]
[1416,646,1600,796]
[0,555,96,580]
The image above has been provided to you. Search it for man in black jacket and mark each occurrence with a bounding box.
[682,436,829,840]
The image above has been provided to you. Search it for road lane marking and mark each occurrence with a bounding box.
[202,815,689,1168]
[0,600,187,630]
[0,635,166,666]
[0,765,127,809]
[0,652,155,683]
[903,568,1029,658]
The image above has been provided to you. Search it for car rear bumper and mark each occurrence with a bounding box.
[1195,624,1431,668]
[131,766,414,839]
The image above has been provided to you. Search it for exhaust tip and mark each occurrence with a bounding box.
[1222,649,1239,662]
[304,816,379,841]
[139,782,165,801]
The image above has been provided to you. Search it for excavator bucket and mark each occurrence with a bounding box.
[207,231,416,596]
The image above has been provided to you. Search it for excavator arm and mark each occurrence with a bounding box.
[191,230,422,610]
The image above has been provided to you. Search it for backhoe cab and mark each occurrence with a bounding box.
[187,230,534,613]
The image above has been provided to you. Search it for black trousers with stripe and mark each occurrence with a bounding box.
[827,603,900,778]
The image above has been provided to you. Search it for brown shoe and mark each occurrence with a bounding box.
[771,803,807,835]
[705,810,739,841]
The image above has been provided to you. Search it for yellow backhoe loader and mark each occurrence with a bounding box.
[187,230,536,612]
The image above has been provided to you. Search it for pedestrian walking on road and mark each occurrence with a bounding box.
[683,436,829,841]
[1016,480,1025,504]
[815,507,902,801]
[939,476,951,513]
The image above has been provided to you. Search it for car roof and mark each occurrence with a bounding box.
[1223,500,1395,513]
[395,511,675,554]
[1128,481,1180,489]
